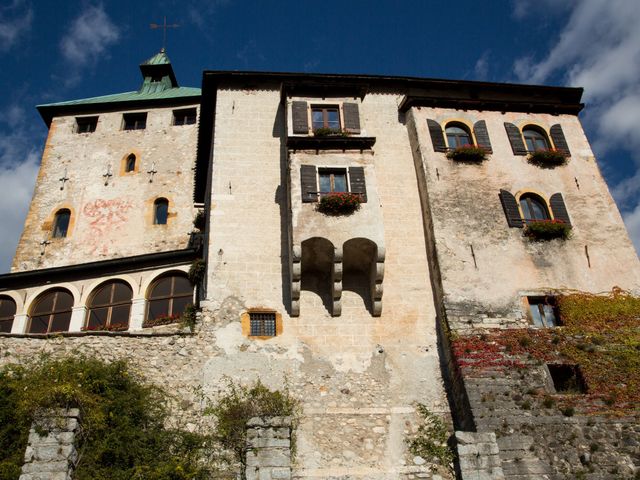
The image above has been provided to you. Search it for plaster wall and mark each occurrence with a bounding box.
[12,105,199,272]
[407,107,640,330]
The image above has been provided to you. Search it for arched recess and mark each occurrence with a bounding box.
[85,280,133,331]
[27,288,74,334]
[81,275,138,304]
[145,271,193,324]
[343,238,384,316]
[0,295,17,333]
[301,237,335,315]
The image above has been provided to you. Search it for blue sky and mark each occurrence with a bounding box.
[1,0,639,272]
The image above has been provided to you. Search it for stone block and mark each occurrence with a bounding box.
[271,467,291,479]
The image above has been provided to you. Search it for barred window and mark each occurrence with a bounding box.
[249,312,276,337]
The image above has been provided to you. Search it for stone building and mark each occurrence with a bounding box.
[1,50,639,479]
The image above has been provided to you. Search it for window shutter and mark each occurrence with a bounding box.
[550,124,570,156]
[292,101,309,134]
[504,122,527,155]
[549,193,571,226]
[300,165,317,202]
[343,103,361,134]
[348,166,367,202]
[473,120,492,153]
[499,189,523,228]
[427,119,447,152]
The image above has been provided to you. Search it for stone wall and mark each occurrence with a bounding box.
[246,416,292,480]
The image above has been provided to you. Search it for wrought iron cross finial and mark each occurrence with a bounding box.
[59,168,69,190]
[150,16,180,51]
[103,164,113,186]
[147,162,157,183]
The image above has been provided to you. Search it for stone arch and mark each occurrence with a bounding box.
[343,238,384,316]
[0,290,24,315]
[25,282,81,311]
[301,237,335,315]
[140,266,189,299]
[81,274,139,304]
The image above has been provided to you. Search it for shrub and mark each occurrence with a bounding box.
[527,149,568,167]
[316,192,361,215]
[313,127,349,137]
[524,219,572,240]
[406,403,453,468]
[446,144,487,162]
[188,259,206,284]
[193,210,206,231]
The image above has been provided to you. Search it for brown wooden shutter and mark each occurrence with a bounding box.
[292,101,309,134]
[549,193,571,226]
[427,119,447,152]
[473,120,492,153]
[343,103,361,134]
[504,122,527,155]
[499,189,523,228]
[300,165,317,202]
[550,124,570,156]
[348,166,367,202]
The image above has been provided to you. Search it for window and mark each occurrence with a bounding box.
[312,106,340,130]
[249,311,276,337]
[146,274,193,323]
[86,281,132,331]
[548,364,587,394]
[445,123,472,148]
[123,112,147,130]
[52,209,71,238]
[523,126,550,152]
[76,116,98,134]
[153,198,169,225]
[519,193,550,222]
[28,289,73,334]
[0,296,16,333]
[173,108,197,126]
[318,168,348,194]
[528,296,559,327]
[125,154,136,173]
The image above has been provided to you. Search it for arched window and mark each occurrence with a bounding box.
[52,209,71,238]
[86,281,133,331]
[519,193,550,222]
[523,126,550,152]
[445,123,472,149]
[153,198,169,225]
[0,295,16,333]
[28,289,73,334]
[146,274,193,323]
[125,154,136,173]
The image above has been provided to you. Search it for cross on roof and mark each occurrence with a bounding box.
[150,16,180,51]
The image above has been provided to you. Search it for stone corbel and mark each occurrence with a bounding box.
[290,244,301,317]
[332,247,343,316]
[371,246,385,316]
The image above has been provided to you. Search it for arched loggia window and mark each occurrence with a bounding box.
[0,296,16,333]
[146,273,193,323]
[86,281,133,331]
[28,289,73,334]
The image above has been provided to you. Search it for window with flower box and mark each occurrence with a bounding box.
[499,190,572,239]
[144,274,193,327]
[300,165,367,204]
[85,281,132,332]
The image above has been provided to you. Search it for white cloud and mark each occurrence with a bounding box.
[59,4,119,68]
[0,0,33,52]
[473,51,490,80]
[513,0,640,257]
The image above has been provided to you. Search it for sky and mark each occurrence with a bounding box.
[0,0,639,272]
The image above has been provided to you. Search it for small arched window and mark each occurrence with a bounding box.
[52,209,71,238]
[125,154,136,173]
[153,198,169,225]
[519,193,550,222]
[28,288,73,334]
[146,274,193,323]
[523,127,550,152]
[445,123,472,149]
[86,281,133,331]
[0,295,16,333]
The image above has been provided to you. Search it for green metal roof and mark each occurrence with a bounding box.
[37,86,200,108]
[141,48,172,66]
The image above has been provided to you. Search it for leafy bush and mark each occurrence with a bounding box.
[0,356,216,480]
[406,403,453,468]
[445,144,487,162]
[188,259,206,284]
[193,211,206,231]
[527,149,568,167]
[316,192,361,215]
[524,219,571,240]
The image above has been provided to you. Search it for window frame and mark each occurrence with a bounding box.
[527,296,560,328]
[27,289,73,334]
[85,281,133,331]
[52,209,71,238]
[125,154,136,173]
[145,274,193,324]
[75,116,98,134]
[518,193,550,223]
[0,295,16,333]
[522,126,550,152]
[311,105,341,131]
[318,167,349,195]
[153,198,169,225]
[173,108,197,126]
[445,123,473,149]
[123,112,147,131]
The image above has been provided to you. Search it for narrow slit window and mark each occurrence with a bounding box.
[52,209,71,238]
[173,108,197,126]
[154,198,169,225]
[249,312,276,337]
[125,154,136,172]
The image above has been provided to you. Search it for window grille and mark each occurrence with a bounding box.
[249,312,276,336]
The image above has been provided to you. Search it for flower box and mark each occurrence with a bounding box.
[524,219,572,240]
[316,192,362,215]
[81,323,129,332]
[313,128,350,138]
[527,149,568,167]
[446,144,487,162]
[142,314,181,328]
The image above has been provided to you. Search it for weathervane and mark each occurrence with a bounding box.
[150,16,180,51]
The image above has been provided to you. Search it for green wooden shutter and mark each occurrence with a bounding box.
[292,101,309,134]
[550,124,570,156]
[348,167,367,202]
[473,120,492,153]
[343,103,361,133]
[499,189,523,228]
[549,193,571,226]
[300,165,317,202]
[427,119,447,152]
[504,122,527,155]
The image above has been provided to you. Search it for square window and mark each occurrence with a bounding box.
[123,112,147,131]
[249,312,276,337]
[528,296,559,327]
[548,364,587,394]
[76,116,98,133]
[173,108,197,126]
[318,168,348,194]
[312,106,340,131]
